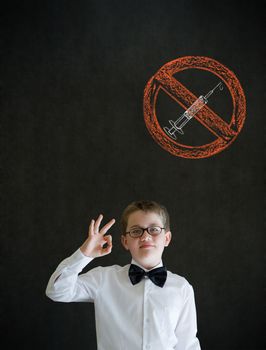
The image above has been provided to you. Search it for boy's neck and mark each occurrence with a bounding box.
[131,258,163,271]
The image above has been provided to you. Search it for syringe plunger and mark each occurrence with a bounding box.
[164,96,207,138]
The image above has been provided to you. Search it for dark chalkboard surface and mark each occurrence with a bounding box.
[2,1,264,349]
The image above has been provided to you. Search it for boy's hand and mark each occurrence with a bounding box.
[80,214,115,258]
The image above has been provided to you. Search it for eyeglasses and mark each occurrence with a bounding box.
[125,226,165,238]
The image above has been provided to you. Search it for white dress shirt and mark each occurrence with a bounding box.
[46,249,201,350]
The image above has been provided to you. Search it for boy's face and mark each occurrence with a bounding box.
[121,210,171,270]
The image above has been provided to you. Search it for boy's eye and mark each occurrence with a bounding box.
[127,226,163,237]
[131,229,142,235]
[149,227,161,234]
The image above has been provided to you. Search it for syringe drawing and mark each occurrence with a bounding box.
[163,82,223,139]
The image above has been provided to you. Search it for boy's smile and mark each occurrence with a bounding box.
[140,243,155,249]
[121,210,171,270]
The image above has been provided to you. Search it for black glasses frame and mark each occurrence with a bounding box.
[125,226,165,238]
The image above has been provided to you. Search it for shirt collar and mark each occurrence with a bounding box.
[131,259,163,272]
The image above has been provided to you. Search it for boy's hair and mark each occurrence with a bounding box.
[120,200,170,235]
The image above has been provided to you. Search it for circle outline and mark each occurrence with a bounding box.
[143,56,246,159]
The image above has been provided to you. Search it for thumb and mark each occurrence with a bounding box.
[101,235,112,255]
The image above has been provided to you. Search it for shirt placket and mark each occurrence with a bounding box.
[142,277,152,350]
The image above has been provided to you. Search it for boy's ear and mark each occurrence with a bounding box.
[121,235,129,250]
[164,231,172,247]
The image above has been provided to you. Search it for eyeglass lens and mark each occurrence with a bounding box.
[129,226,163,237]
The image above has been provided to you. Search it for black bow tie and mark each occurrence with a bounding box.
[129,264,167,288]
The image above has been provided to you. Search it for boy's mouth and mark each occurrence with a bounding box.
[140,244,155,249]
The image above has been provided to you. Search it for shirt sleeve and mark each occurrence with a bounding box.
[174,284,201,350]
[45,248,102,303]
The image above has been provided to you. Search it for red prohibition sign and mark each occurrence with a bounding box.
[143,56,246,159]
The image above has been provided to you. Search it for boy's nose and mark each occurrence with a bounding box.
[140,229,152,241]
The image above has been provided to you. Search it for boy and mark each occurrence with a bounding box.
[46,200,201,350]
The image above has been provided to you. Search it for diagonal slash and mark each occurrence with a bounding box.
[156,72,236,141]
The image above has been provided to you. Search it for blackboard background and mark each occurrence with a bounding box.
[1,1,265,349]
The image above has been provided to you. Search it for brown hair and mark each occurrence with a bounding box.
[120,200,170,235]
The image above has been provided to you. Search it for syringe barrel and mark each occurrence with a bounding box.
[185,96,207,118]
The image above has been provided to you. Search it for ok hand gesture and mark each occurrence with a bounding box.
[80,214,115,258]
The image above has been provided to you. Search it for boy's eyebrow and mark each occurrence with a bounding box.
[128,225,142,229]
[129,223,162,229]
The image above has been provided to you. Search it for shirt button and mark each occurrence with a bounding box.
[146,345,151,349]
[146,318,150,323]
